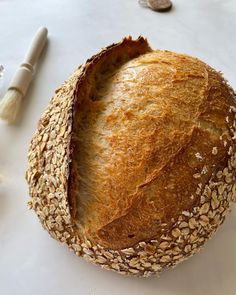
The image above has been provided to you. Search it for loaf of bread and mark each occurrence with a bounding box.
[26,37,236,277]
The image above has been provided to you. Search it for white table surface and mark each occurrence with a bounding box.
[1,0,236,294]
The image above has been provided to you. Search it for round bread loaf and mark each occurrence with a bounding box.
[26,37,236,277]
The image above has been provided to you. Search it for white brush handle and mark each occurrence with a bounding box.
[9,27,48,96]
[24,27,48,66]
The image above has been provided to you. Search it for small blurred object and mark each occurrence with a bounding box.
[0,64,4,78]
[0,65,5,97]
[139,0,172,12]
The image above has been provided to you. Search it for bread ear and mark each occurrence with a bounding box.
[68,36,152,221]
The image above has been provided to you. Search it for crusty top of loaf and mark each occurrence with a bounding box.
[70,45,236,249]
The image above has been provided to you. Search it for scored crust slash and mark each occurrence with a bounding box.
[26,36,236,277]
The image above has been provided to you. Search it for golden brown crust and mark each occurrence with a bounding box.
[68,36,152,221]
[26,37,236,277]
[73,49,236,249]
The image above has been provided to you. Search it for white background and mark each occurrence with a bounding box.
[0,0,236,294]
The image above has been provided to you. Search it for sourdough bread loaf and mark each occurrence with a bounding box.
[26,37,236,277]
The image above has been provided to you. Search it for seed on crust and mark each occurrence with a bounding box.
[199,215,210,226]
[129,268,140,274]
[121,248,135,255]
[181,227,190,235]
[160,255,171,263]
[189,218,198,229]
[159,241,169,249]
[212,147,218,155]
[96,256,107,264]
[199,203,210,215]
[193,173,201,179]
[172,228,181,238]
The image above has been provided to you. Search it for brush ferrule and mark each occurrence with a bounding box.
[9,65,33,96]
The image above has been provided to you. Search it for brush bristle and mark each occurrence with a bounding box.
[0,89,23,123]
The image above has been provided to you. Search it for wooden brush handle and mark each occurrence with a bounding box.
[9,27,48,96]
[24,27,48,67]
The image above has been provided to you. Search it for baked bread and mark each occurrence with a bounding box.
[26,36,236,277]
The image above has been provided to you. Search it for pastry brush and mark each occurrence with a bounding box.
[0,27,48,123]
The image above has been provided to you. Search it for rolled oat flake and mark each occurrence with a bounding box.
[147,0,172,11]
